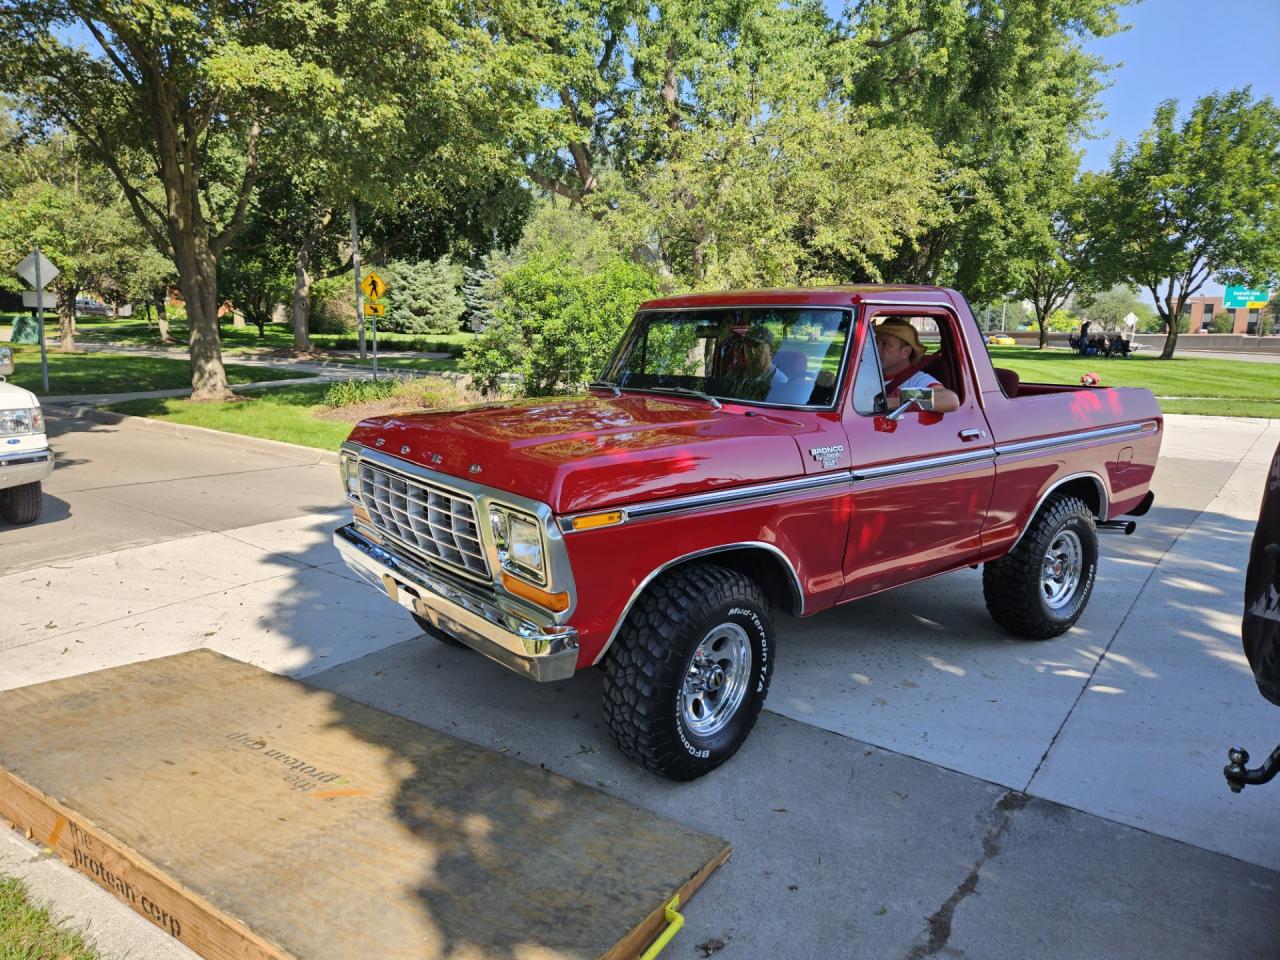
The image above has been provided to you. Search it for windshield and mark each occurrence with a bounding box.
[601,307,852,407]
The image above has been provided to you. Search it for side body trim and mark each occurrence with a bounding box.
[994,421,1153,457]
[591,541,806,666]
[561,421,1152,531]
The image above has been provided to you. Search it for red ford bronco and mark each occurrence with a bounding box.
[334,286,1161,779]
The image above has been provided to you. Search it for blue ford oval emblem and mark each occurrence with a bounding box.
[4,438,17,445]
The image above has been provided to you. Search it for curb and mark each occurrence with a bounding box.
[49,402,341,466]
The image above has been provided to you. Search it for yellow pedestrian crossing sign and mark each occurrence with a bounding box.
[360,270,387,300]
[363,301,385,317]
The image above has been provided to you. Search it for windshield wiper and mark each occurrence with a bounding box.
[588,380,622,397]
[642,386,723,409]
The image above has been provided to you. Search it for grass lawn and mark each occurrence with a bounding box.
[111,383,356,450]
[0,876,100,959]
[7,345,313,396]
[985,345,1280,417]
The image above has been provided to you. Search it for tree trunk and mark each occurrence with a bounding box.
[154,292,173,344]
[292,245,313,353]
[55,285,77,352]
[291,210,334,353]
[1159,319,1179,359]
[173,237,232,401]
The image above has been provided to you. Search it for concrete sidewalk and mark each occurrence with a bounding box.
[1,410,1278,959]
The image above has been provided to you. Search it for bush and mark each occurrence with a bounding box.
[463,254,659,396]
[323,375,488,411]
[382,258,465,335]
[1210,310,1236,334]
[313,334,468,355]
[1046,309,1077,333]
[322,378,398,407]
[310,276,358,334]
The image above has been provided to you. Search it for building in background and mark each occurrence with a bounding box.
[1180,294,1278,335]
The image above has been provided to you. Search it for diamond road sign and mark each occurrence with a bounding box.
[15,250,58,289]
[1223,286,1269,309]
[360,270,387,300]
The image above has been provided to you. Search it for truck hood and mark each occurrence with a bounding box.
[0,380,38,408]
[345,393,809,514]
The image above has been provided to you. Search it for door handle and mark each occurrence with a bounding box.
[958,429,986,442]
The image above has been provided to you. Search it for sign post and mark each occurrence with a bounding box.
[15,246,58,393]
[360,270,387,380]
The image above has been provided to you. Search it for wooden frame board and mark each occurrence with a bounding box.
[0,650,730,959]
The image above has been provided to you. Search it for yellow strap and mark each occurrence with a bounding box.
[639,896,684,960]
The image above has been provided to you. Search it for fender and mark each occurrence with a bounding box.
[591,541,804,666]
[1007,471,1109,553]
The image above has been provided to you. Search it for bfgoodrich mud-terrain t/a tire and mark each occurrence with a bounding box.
[983,494,1098,640]
[601,563,775,781]
[0,481,42,524]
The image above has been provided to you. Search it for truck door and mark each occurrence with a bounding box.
[838,306,996,601]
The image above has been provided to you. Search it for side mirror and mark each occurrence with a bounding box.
[887,387,935,421]
[0,346,12,378]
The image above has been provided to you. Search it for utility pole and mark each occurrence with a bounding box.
[350,199,367,360]
[34,245,48,393]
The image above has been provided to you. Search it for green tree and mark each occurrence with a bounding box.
[464,254,657,396]
[382,258,466,335]
[0,136,139,352]
[1074,284,1153,332]
[1007,174,1097,348]
[1086,89,1280,358]
[1046,309,1077,333]
[1209,310,1236,334]
[835,0,1126,299]
[0,0,539,397]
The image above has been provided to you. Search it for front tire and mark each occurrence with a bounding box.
[411,612,470,649]
[1,481,42,524]
[983,494,1098,639]
[602,564,774,781]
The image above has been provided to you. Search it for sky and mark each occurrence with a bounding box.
[1079,0,1280,302]
[1080,0,1280,172]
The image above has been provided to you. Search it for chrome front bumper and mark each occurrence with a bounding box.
[0,448,53,488]
[333,523,579,682]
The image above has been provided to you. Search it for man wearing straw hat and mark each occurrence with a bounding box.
[874,318,960,414]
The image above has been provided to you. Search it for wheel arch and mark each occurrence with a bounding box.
[1009,472,1107,553]
[592,542,803,666]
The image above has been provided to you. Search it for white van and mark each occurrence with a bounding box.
[0,346,52,523]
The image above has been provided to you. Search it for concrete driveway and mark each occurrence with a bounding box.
[2,409,1278,960]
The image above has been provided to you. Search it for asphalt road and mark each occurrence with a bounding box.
[2,409,1278,960]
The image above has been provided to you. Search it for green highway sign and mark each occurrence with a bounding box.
[1223,286,1269,309]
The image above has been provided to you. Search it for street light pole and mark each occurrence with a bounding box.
[350,199,366,360]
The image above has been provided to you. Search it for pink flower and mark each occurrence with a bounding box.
[1080,372,1102,387]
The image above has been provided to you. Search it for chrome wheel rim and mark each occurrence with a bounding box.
[682,623,753,738]
[1041,529,1084,610]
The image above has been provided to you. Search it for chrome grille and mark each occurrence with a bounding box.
[358,461,490,579]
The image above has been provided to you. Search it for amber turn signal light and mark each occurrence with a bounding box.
[501,573,571,612]
[569,510,624,532]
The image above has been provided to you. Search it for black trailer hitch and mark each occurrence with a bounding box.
[1224,743,1280,793]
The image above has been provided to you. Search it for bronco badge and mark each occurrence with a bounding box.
[809,444,844,468]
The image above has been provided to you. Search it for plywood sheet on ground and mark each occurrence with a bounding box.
[0,650,730,960]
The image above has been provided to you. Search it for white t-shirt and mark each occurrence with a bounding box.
[894,370,941,392]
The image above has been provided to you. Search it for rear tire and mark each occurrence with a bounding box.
[602,563,774,781]
[1,481,42,524]
[411,612,470,649]
[983,494,1098,639]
